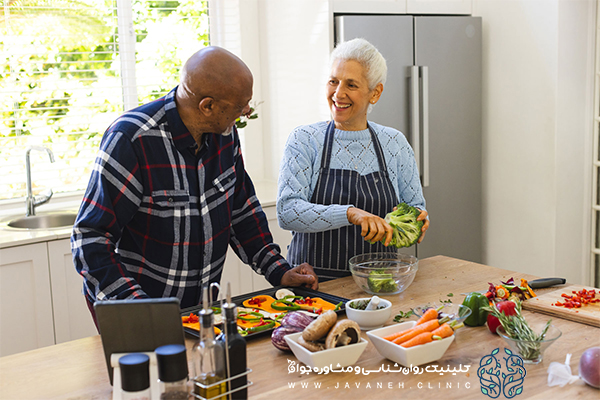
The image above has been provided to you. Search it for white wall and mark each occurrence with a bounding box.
[234,0,596,285]
[472,0,595,284]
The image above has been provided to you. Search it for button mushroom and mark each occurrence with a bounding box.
[302,310,337,341]
[275,288,295,300]
[297,336,326,352]
[325,320,361,349]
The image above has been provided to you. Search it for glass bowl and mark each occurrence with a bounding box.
[496,323,562,364]
[348,252,418,296]
[412,303,472,325]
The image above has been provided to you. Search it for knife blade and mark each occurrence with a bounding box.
[461,277,566,294]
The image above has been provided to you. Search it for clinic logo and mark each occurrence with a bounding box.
[477,348,526,398]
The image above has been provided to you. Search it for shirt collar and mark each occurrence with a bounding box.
[165,86,198,152]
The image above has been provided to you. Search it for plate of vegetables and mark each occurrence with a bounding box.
[180,287,347,339]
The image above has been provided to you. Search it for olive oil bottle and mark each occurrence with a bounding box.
[217,283,247,399]
[192,287,226,399]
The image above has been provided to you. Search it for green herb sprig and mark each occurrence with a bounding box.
[483,300,552,361]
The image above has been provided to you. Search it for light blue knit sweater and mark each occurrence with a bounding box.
[277,120,426,233]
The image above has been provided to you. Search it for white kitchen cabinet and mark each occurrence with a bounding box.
[0,243,55,357]
[47,239,97,344]
[406,0,471,14]
[332,0,471,14]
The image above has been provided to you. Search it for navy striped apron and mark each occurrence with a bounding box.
[287,121,398,280]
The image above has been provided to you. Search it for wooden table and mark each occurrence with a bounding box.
[1,256,598,399]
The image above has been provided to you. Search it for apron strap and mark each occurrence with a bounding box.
[321,121,389,176]
[320,121,336,171]
[367,122,389,176]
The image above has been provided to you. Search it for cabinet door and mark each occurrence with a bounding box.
[406,0,471,14]
[48,239,97,343]
[0,243,54,356]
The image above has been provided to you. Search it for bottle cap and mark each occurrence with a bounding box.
[119,353,150,392]
[155,344,188,382]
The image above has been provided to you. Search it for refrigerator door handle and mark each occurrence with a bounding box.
[421,66,430,188]
[409,66,420,173]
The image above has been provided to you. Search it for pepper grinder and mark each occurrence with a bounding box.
[155,344,189,400]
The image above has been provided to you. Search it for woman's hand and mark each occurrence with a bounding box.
[416,208,429,243]
[347,207,393,246]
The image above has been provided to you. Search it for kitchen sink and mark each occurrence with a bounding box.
[3,212,78,230]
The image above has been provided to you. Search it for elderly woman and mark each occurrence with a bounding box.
[277,38,429,281]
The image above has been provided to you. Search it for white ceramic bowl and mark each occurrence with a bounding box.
[345,297,393,330]
[283,332,368,369]
[348,252,418,296]
[366,321,454,366]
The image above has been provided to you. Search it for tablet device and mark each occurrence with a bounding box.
[95,297,185,385]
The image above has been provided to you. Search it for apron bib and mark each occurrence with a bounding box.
[287,121,398,280]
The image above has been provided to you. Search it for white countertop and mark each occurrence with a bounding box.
[0,181,278,249]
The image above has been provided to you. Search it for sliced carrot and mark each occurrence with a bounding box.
[431,323,454,339]
[415,307,439,325]
[401,332,434,348]
[392,319,441,344]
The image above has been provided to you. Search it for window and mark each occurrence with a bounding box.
[0,0,209,201]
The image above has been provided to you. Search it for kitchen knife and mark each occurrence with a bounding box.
[461,277,566,294]
[527,277,566,289]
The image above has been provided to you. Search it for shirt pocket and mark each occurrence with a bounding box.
[212,166,237,194]
[151,189,190,208]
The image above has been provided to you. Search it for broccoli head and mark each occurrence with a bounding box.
[367,269,399,293]
[383,203,424,248]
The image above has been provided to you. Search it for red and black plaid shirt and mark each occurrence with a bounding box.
[72,87,290,308]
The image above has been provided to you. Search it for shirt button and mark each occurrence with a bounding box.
[169,197,174,202]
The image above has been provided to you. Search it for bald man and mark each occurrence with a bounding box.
[72,47,318,323]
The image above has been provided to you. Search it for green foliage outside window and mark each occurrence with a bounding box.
[0,0,209,200]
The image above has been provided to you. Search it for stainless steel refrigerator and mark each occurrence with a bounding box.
[335,15,482,263]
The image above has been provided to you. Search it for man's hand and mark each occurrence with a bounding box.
[347,207,393,246]
[280,263,319,290]
[417,208,429,244]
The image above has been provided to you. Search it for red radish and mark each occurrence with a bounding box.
[487,300,517,334]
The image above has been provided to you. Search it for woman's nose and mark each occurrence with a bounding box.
[334,85,346,98]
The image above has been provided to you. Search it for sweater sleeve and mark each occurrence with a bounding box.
[277,126,352,233]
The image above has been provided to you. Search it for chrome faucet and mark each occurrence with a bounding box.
[25,146,55,216]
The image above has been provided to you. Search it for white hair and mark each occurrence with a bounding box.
[330,38,387,90]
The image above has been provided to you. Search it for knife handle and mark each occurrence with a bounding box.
[528,278,566,289]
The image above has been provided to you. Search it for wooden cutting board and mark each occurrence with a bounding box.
[522,285,600,327]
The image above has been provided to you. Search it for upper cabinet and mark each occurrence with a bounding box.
[332,0,472,15]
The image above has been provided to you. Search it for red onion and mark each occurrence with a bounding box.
[280,312,314,330]
[271,326,302,351]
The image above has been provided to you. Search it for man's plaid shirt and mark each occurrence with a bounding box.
[71,87,291,308]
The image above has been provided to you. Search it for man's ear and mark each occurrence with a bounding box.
[198,97,214,116]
